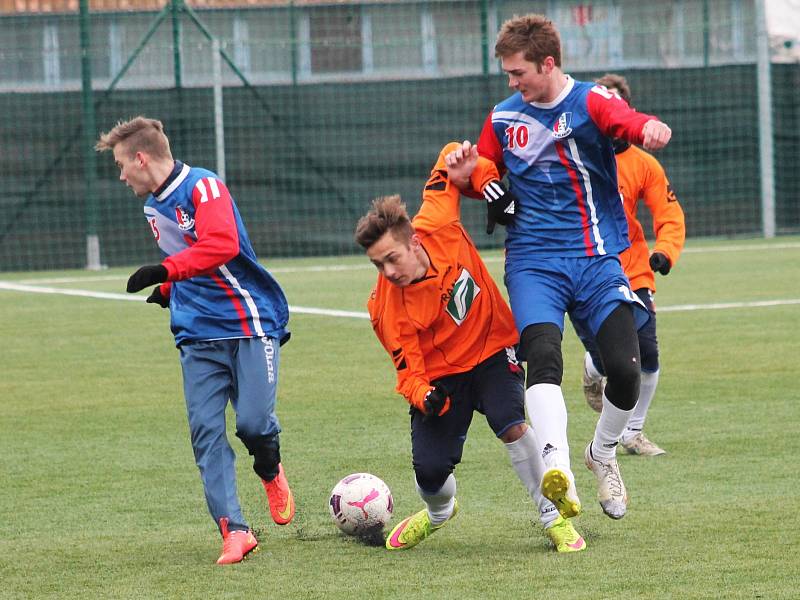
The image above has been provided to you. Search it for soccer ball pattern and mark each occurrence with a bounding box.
[328,473,393,535]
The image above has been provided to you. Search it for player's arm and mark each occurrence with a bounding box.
[587,86,671,151]
[368,290,450,417]
[411,142,464,232]
[127,177,241,294]
[445,139,516,234]
[641,156,686,274]
[162,177,241,281]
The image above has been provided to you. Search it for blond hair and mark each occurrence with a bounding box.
[354,195,414,250]
[95,116,172,160]
[495,14,561,68]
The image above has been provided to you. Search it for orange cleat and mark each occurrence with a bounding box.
[216,517,258,565]
[261,463,295,525]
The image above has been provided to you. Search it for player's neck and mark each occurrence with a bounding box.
[543,69,568,103]
[412,245,431,282]
[149,159,177,194]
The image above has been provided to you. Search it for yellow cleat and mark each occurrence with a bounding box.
[545,516,586,553]
[385,499,459,550]
[541,468,582,518]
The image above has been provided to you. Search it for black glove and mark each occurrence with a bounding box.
[649,252,671,276]
[423,383,451,418]
[127,264,168,293]
[145,285,170,308]
[484,180,516,234]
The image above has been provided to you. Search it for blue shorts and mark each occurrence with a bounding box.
[505,254,650,338]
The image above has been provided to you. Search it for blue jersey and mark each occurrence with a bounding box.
[478,76,655,261]
[143,162,289,346]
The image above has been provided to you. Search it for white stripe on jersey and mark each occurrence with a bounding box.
[566,137,605,255]
[219,264,264,337]
[491,110,540,128]
[156,163,191,202]
[207,177,221,199]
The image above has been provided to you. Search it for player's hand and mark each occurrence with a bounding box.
[641,120,671,151]
[649,252,672,275]
[423,383,451,418]
[145,285,170,308]
[483,180,516,234]
[444,140,479,190]
[127,264,168,293]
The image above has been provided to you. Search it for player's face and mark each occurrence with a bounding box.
[113,144,151,198]
[502,52,552,103]
[366,230,427,288]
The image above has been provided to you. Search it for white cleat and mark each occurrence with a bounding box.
[585,443,628,519]
[582,362,605,413]
[621,432,666,456]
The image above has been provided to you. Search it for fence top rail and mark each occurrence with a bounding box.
[0,0,431,15]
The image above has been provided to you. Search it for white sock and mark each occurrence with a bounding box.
[585,351,603,379]
[623,370,660,443]
[525,383,571,472]
[415,473,456,526]
[505,427,559,528]
[592,393,634,461]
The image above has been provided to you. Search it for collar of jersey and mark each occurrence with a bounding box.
[531,75,574,110]
[155,162,191,202]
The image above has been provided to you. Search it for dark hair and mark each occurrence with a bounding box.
[595,73,632,105]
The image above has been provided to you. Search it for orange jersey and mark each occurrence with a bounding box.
[616,145,686,292]
[367,144,519,410]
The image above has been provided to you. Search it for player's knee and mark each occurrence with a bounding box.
[603,356,640,410]
[414,464,452,495]
[238,432,281,481]
[499,423,527,444]
[639,335,660,372]
[520,323,563,388]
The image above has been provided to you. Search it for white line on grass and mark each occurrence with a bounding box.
[658,299,800,312]
[0,281,371,318]
[10,241,800,284]
[1,280,798,319]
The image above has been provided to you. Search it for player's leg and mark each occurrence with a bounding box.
[386,374,471,550]
[179,340,255,563]
[573,255,648,519]
[231,336,294,525]
[569,314,606,412]
[621,288,666,456]
[506,261,581,519]
[475,348,585,552]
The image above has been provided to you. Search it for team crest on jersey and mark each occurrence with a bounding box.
[552,112,573,139]
[175,206,195,231]
[445,268,481,326]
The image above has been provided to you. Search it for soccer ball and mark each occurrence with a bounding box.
[328,473,393,535]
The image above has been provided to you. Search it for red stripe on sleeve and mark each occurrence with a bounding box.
[477,112,506,172]
[162,177,240,281]
[586,86,653,145]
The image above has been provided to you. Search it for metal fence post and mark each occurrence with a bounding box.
[756,0,775,238]
[80,0,101,270]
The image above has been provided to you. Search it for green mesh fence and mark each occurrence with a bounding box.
[0,0,798,271]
